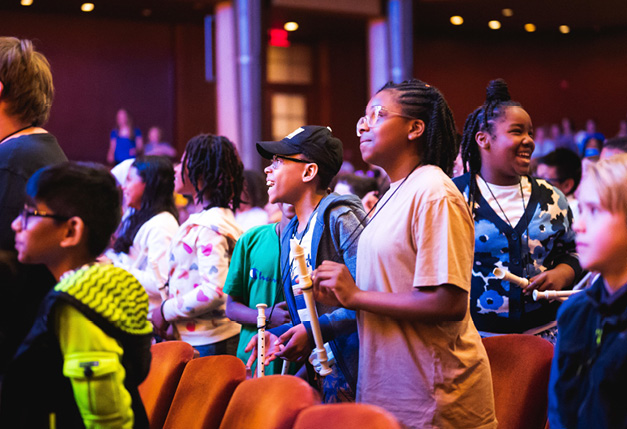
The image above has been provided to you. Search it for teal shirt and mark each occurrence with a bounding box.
[223,224,287,374]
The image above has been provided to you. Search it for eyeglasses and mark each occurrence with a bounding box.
[270,155,314,170]
[18,207,70,230]
[356,105,416,137]
[540,176,564,186]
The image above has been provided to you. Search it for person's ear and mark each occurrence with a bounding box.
[59,217,86,249]
[562,178,575,196]
[302,162,319,184]
[476,131,490,150]
[408,119,425,141]
[0,81,4,97]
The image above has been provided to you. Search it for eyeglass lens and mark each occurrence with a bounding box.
[20,209,31,229]
[356,106,383,137]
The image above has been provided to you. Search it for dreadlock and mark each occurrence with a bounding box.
[380,79,458,175]
[113,156,179,254]
[459,78,521,209]
[182,134,244,211]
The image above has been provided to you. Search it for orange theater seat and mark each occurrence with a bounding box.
[293,403,402,429]
[138,341,195,429]
[163,355,246,429]
[482,334,554,429]
[219,375,321,429]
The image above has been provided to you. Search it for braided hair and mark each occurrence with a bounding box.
[182,134,244,211]
[460,79,521,208]
[113,156,179,254]
[380,79,458,175]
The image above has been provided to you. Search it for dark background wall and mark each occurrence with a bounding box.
[1,11,214,163]
[415,31,627,137]
[3,9,626,168]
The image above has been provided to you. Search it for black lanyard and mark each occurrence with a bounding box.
[0,125,32,143]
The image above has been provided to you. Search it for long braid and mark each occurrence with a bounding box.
[460,79,521,212]
[182,134,244,210]
[380,79,458,175]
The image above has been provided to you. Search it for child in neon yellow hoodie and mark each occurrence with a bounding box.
[0,162,152,428]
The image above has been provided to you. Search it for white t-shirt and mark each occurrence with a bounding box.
[290,211,317,324]
[356,166,497,429]
[476,175,531,227]
[235,207,269,232]
[107,211,179,314]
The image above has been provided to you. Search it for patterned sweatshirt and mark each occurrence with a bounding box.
[162,207,243,346]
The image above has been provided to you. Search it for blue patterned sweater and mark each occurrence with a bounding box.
[453,174,581,333]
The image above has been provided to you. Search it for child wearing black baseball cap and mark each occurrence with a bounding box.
[247,125,366,402]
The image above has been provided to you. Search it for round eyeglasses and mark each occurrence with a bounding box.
[356,105,416,137]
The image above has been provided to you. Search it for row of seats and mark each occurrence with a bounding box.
[138,335,554,429]
[137,341,400,429]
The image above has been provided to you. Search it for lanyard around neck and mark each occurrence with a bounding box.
[0,125,32,144]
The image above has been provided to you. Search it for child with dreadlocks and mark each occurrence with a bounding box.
[314,79,496,428]
[453,79,580,340]
[1,162,152,428]
[151,134,244,357]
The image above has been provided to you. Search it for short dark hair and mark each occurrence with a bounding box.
[113,156,178,254]
[0,37,53,126]
[242,170,268,208]
[311,161,336,190]
[537,148,582,192]
[182,134,244,210]
[604,136,627,153]
[26,162,121,257]
[332,173,379,199]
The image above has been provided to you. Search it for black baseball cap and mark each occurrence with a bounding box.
[256,125,344,177]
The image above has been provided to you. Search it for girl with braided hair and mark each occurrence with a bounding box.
[314,79,496,428]
[151,134,244,356]
[453,79,580,340]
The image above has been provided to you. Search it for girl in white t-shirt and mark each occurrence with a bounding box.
[454,79,579,339]
[314,79,496,429]
[108,156,179,315]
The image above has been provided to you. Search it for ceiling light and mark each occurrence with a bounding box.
[524,23,536,32]
[450,16,464,26]
[488,20,501,30]
[502,9,514,17]
[21,0,33,6]
[559,25,570,34]
[283,22,299,32]
[81,3,94,12]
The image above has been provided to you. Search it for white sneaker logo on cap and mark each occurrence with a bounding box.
[286,127,305,140]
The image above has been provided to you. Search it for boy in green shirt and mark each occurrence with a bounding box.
[224,203,294,374]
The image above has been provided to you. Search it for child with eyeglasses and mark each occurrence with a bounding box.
[314,79,496,428]
[246,125,366,403]
[1,162,152,428]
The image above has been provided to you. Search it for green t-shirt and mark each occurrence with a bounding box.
[223,223,287,375]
